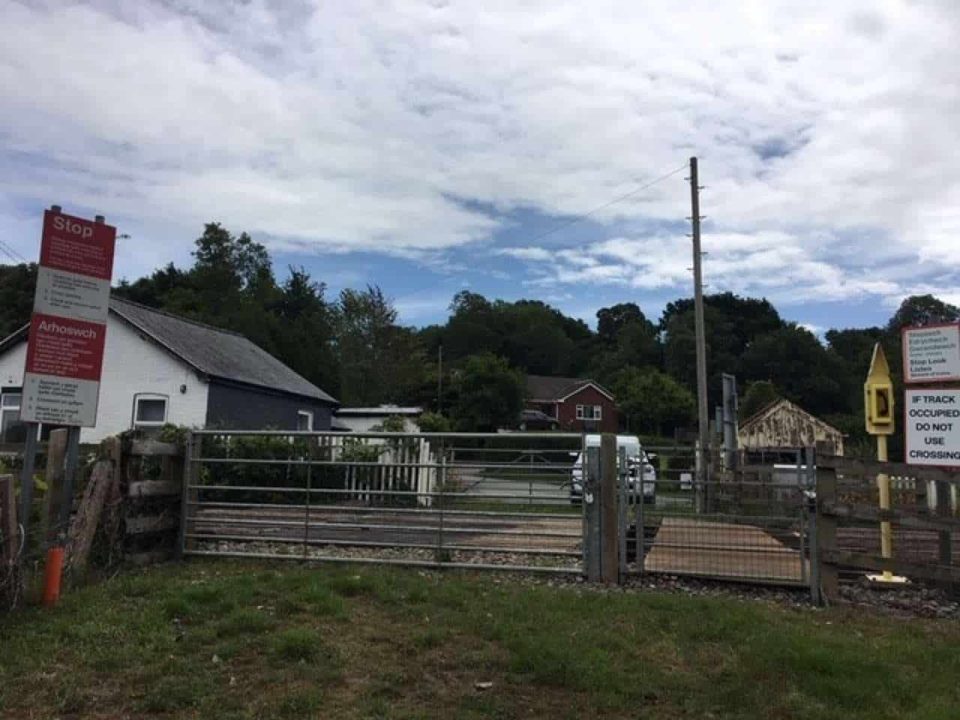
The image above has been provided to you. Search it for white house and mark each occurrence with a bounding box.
[0,297,338,443]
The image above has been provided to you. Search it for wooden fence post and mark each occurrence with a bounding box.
[40,429,68,545]
[1,474,18,608]
[816,463,839,605]
[66,460,115,576]
[935,480,953,567]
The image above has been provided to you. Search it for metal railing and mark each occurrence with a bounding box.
[181,430,586,574]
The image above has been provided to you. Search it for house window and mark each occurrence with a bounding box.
[297,410,314,431]
[133,394,168,428]
[0,391,24,443]
[576,404,603,421]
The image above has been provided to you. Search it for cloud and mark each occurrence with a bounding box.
[513,230,907,304]
[0,0,958,301]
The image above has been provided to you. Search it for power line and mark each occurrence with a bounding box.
[0,239,28,264]
[522,163,688,245]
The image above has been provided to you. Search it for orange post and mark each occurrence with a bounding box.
[42,546,65,607]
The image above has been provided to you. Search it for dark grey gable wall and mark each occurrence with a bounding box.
[205,380,334,430]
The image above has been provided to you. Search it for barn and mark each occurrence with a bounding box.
[738,398,844,456]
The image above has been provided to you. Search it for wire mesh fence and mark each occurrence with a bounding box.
[623,447,814,588]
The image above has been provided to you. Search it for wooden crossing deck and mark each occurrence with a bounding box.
[644,517,804,584]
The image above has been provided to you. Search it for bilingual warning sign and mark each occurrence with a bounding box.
[20,209,116,427]
[903,323,960,384]
[905,389,960,467]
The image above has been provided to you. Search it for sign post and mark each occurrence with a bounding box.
[863,343,906,584]
[18,206,115,603]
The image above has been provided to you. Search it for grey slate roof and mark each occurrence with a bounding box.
[526,374,612,401]
[109,297,337,404]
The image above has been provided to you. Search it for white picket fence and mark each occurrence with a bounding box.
[317,435,438,507]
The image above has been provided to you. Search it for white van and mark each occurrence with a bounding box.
[569,434,656,504]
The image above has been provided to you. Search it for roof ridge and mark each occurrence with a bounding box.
[110,295,246,338]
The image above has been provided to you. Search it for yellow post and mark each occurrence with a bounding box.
[876,434,893,581]
[864,343,907,584]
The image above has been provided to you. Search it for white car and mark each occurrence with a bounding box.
[569,434,656,504]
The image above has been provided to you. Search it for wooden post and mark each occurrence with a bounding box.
[58,426,82,539]
[41,429,68,545]
[1,475,16,566]
[178,432,200,558]
[17,426,39,553]
[1,474,18,608]
[816,463,839,605]
[600,434,619,584]
[66,460,114,576]
[935,480,953,567]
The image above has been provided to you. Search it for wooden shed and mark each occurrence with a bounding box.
[738,398,844,456]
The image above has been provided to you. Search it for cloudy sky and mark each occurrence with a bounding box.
[1,0,959,332]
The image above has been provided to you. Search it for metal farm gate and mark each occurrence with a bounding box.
[180,430,587,574]
[179,430,816,592]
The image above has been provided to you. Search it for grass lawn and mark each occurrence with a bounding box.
[1,560,958,719]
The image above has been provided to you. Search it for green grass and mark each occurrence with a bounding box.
[1,560,958,719]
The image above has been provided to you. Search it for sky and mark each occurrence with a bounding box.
[1,0,959,334]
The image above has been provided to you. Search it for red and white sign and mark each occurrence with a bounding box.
[21,210,116,427]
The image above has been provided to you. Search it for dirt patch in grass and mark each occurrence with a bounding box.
[1,559,959,719]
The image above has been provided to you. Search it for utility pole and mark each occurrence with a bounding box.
[689,157,709,512]
[437,344,443,414]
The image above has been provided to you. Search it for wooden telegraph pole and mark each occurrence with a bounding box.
[689,157,709,512]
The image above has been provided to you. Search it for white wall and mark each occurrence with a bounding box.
[337,414,420,433]
[0,315,210,442]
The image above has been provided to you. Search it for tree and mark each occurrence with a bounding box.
[886,295,960,333]
[597,303,647,345]
[824,327,885,416]
[416,411,451,433]
[610,367,695,436]
[739,325,845,416]
[739,381,780,420]
[450,354,524,431]
[0,263,36,337]
[588,303,661,385]
[335,286,425,406]
[661,293,784,407]
[271,267,339,395]
[439,292,592,376]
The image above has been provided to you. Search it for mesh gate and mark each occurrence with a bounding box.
[620,445,816,588]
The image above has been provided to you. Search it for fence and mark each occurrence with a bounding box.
[181,430,586,574]
[624,446,815,591]
[7,430,960,609]
[0,434,184,610]
[816,456,960,602]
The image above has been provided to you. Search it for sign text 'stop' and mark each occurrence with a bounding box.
[39,210,116,281]
[902,323,960,384]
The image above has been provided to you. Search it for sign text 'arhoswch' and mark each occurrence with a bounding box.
[21,209,116,427]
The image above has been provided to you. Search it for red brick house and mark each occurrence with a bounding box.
[523,375,618,432]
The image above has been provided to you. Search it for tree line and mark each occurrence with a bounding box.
[1,223,956,453]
